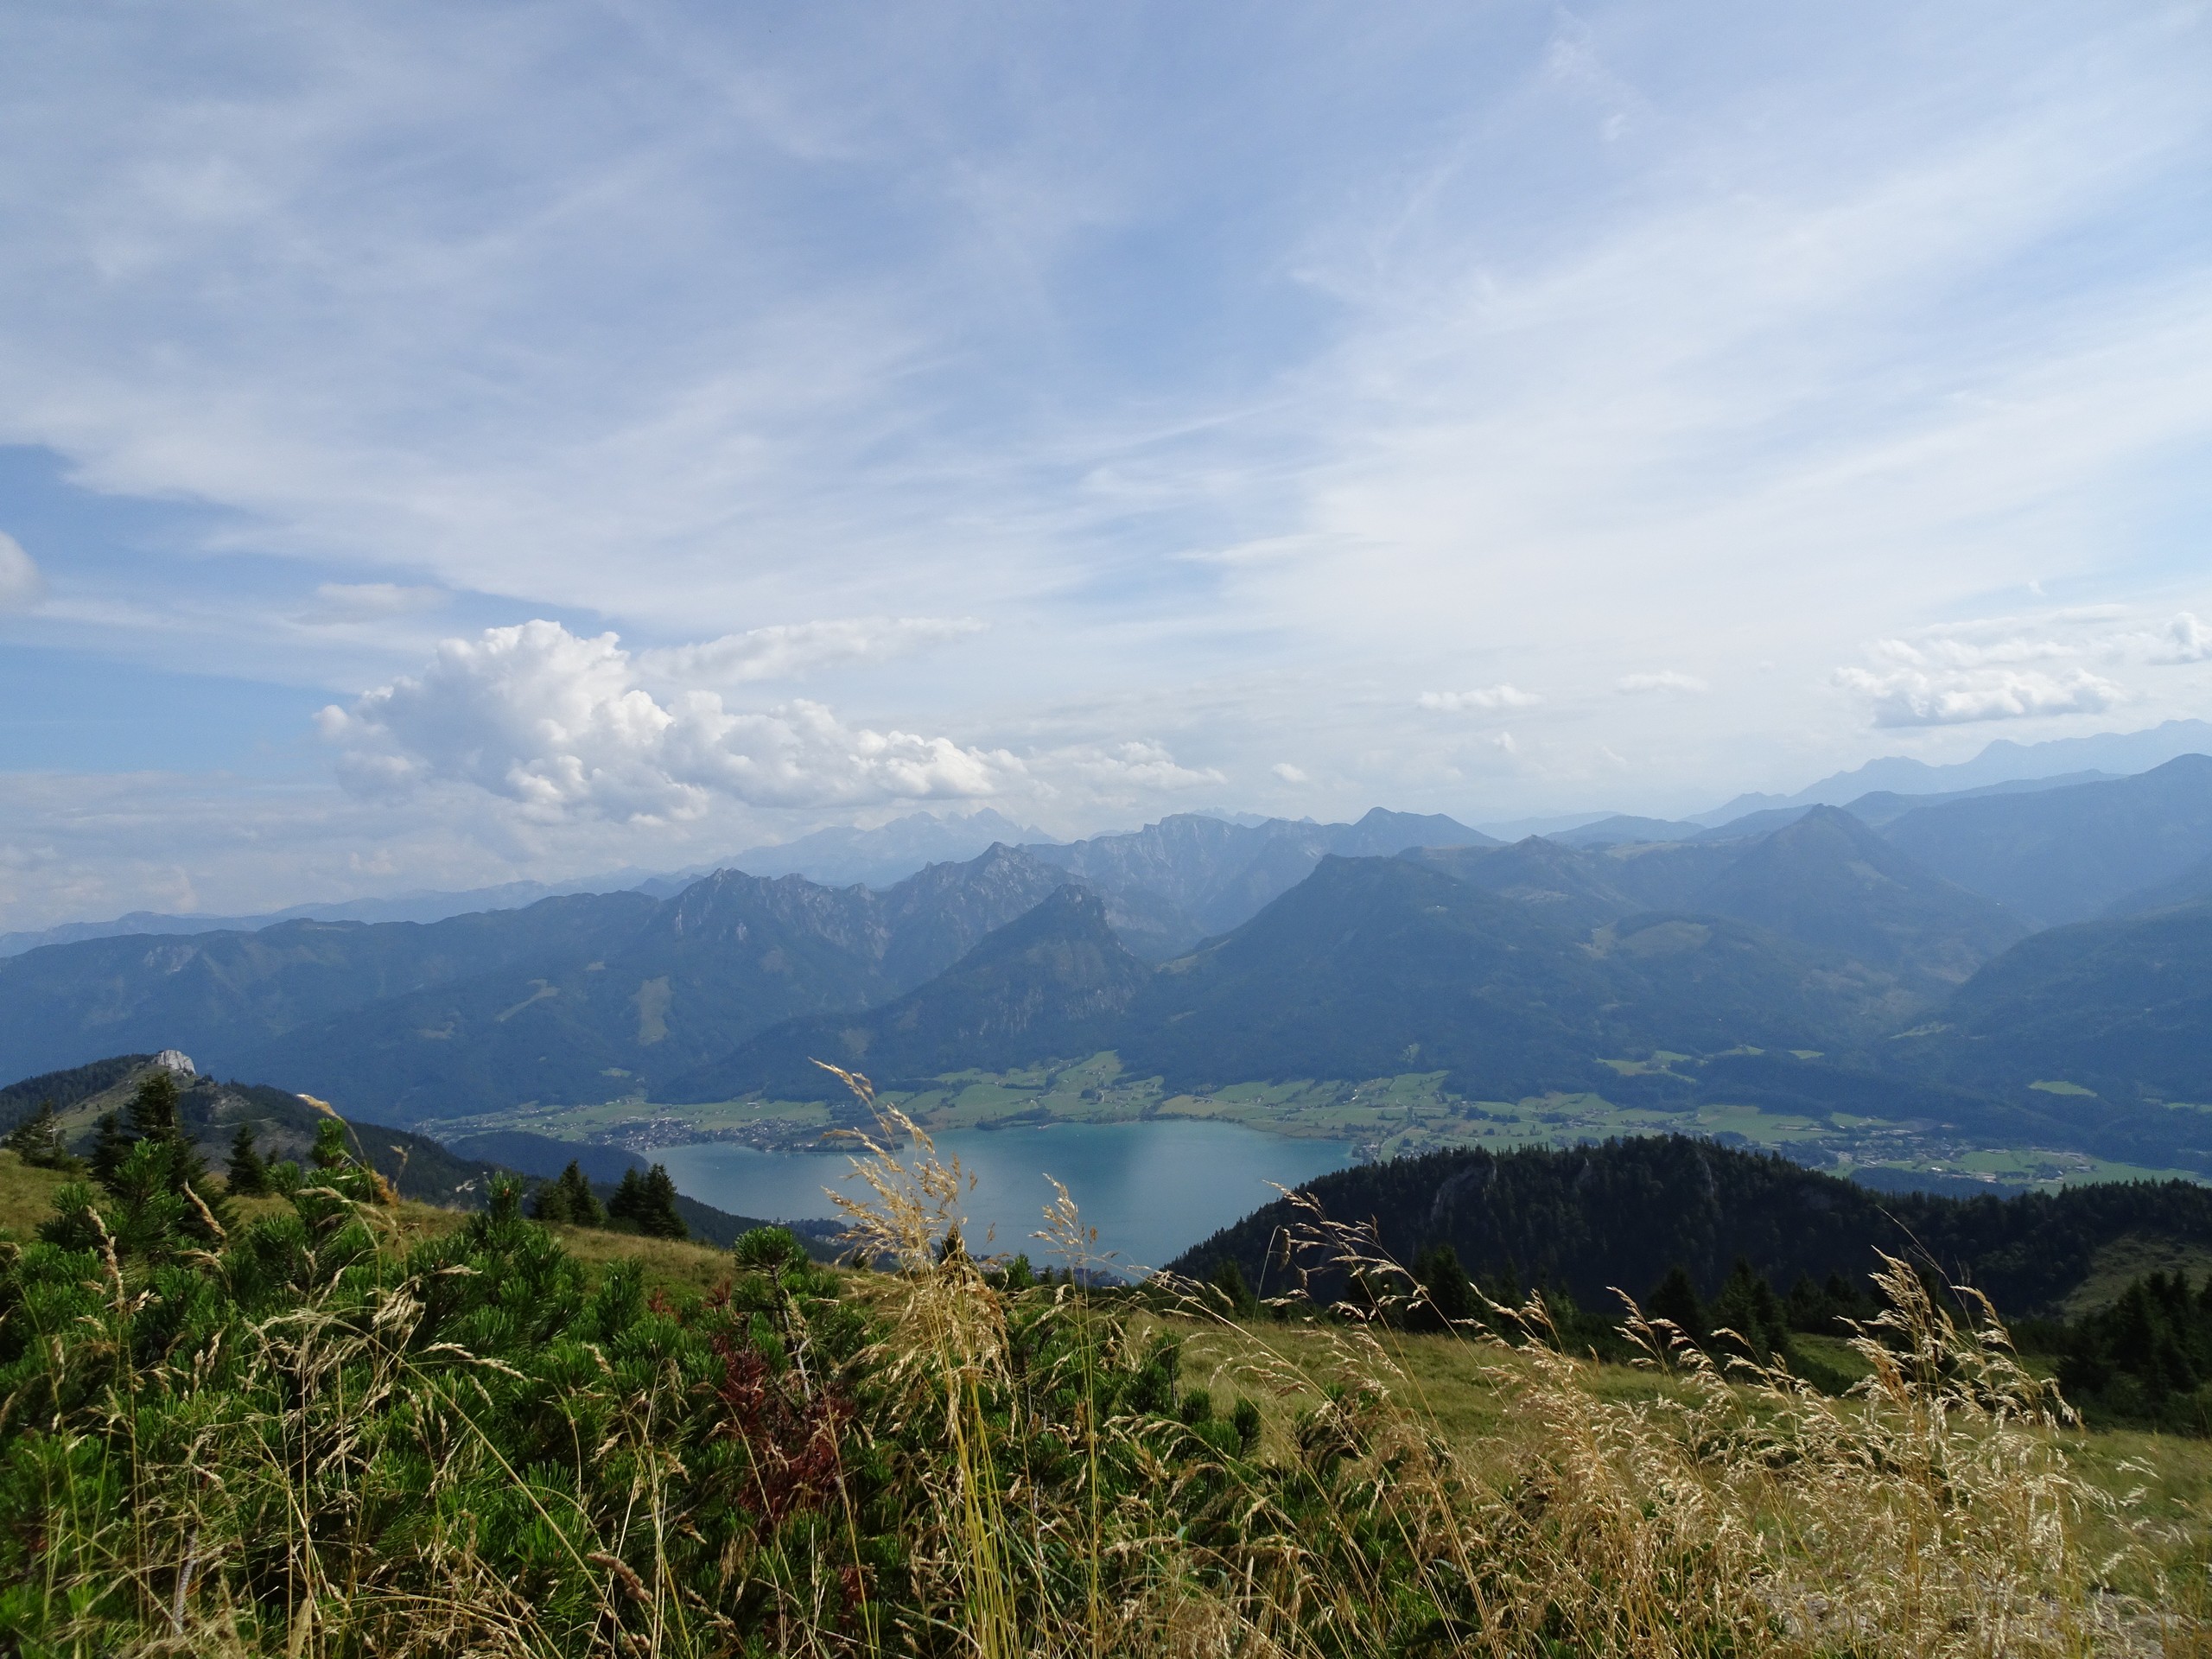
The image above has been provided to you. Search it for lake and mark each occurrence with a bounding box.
[654,1118,1354,1274]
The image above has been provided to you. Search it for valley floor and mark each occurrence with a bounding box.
[429,1047,2209,1197]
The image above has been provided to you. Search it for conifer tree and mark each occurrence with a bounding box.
[120,1068,226,1238]
[89,1112,133,1193]
[559,1160,603,1226]
[607,1167,645,1229]
[3,1100,79,1171]
[127,1069,181,1142]
[226,1122,270,1197]
[530,1160,602,1226]
[607,1164,685,1238]
[1207,1255,1258,1317]
[1647,1264,1707,1342]
[1412,1242,1476,1330]
[639,1164,686,1238]
[531,1172,574,1224]
[1712,1257,1789,1360]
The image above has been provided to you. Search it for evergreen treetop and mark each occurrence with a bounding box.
[127,1070,181,1142]
[3,1100,79,1171]
[531,1160,604,1228]
[607,1163,686,1239]
[226,1122,270,1197]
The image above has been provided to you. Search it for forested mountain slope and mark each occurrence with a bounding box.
[1115,855,1897,1096]
[1167,1135,2212,1317]
[0,846,1079,1121]
[0,892,661,1084]
[232,847,1078,1121]
[1887,899,2212,1104]
[675,887,1150,1100]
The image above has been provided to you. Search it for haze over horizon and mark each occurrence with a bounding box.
[3,2,2209,931]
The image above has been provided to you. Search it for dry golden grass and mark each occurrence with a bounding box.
[12,1105,2212,1656]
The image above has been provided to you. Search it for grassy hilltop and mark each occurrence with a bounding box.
[4,1072,2212,1656]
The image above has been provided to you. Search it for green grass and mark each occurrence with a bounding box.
[12,1107,2212,1655]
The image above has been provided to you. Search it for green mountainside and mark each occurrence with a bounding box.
[1688,806,2030,997]
[1166,1134,2212,1317]
[3,773,2209,1164]
[1889,899,2212,1104]
[1408,807,2024,1004]
[0,891,661,1084]
[0,1053,815,1244]
[0,847,1080,1123]
[1113,855,1916,1096]
[677,886,1149,1100]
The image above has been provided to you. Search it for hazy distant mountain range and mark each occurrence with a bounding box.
[3,742,2210,1185]
[12,721,2208,960]
[1692,717,2212,823]
[0,808,1056,957]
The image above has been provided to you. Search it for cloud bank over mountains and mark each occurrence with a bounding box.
[0,1,2207,926]
[1834,612,2210,728]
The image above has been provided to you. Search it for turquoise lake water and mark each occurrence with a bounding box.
[654,1119,1354,1274]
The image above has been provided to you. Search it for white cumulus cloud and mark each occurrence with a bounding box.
[1616,671,1707,694]
[1835,662,2124,727]
[1416,684,1541,713]
[0,532,48,611]
[1834,621,2139,726]
[1270,762,1309,785]
[636,616,986,683]
[318,620,1020,821]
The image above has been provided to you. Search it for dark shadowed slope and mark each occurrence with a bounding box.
[2108,849,2212,918]
[1401,838,1646,932]
[1408,812,2024,1014]
[0,892,664,1084]
[672,886,1149,1101]
[234,847,1079,1121]
[1166,1135,2212,1317]
[1116,855,1891,1098]
[1892,899,2212,1105]
[1878,754,2212,925]
[1690,806,2030,997]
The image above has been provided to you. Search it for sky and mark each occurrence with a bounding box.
[2,0,2209,929]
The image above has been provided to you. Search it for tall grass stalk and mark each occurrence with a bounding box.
[1,1077,2202,1656]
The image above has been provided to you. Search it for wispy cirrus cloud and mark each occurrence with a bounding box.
[636,616,984,684]
[3,2,2211,924]
[0,531,44,611]
[1617,671,1707,696]
[297,582,449,625]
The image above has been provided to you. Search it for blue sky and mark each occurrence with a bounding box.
[2,1,2209,927]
